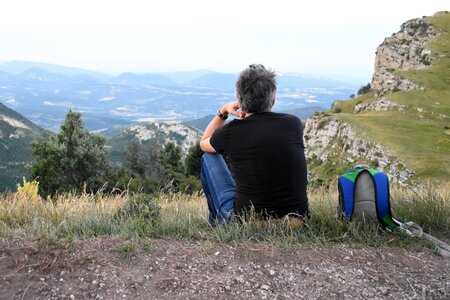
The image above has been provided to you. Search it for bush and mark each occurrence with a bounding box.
[357,83,371,95]
[317,119,328,130]
[115,194,160,224]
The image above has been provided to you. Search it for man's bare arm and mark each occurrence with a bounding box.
[200,101,242,153]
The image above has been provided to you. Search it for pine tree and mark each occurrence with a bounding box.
[31,110,109,196]
[185,142,203,178]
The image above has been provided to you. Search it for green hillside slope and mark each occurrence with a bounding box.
[332,12,449,183]
[0,103,49,191]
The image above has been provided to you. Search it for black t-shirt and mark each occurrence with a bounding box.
[210,112,308,218]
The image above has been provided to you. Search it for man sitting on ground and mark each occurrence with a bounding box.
[200,64,309,226]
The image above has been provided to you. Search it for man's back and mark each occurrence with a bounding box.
[210,112,308,218]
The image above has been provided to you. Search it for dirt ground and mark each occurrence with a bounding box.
[1,237,449,299]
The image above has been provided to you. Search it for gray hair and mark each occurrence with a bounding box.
[236,64,277,113]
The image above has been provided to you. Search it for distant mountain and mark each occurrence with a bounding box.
[281,106,327,120]
[187,72,238,90]
[110,72,178,87]
[0,102,49,191]
[182,115,215,132]
[17,67,66,81]
[0,60,111,81]
[0,71,14,81]
[162,70,214,84]
[108,121,202,163]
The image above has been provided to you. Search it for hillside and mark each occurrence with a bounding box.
[0,102,49,191]
[107,121,202,163]
[305,11,450,185]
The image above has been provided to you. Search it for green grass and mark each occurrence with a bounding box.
[329,12,450,183]
[336,111,450,182]
[1,188,448,250]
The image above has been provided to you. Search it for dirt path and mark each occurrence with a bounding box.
[1,237,449,299]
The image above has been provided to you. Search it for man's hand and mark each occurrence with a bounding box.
[221,101,244,119]
[200,100,243,153]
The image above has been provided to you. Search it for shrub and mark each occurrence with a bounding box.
[357,83,371,95]
[115,194,160,224]
[17,177,40,203]
[317,119,328,130]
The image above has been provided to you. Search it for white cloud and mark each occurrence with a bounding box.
[98,96,115,102]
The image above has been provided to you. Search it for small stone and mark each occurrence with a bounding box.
[235,276,245,284]
[70,295,75,300]
[214,251,220,256]
[269,270,276,276]
[92,280,98,285]
[260,285,270,291]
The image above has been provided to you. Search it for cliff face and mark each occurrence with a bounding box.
[304,115,414,184]
[371,17,435,95]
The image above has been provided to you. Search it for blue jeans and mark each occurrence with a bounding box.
[201,153,236,225]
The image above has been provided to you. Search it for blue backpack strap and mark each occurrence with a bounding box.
[338,167,369,220]
[373,172,399,229]
[338,176,356,220]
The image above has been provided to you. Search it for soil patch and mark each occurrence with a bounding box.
[1,237,449,299]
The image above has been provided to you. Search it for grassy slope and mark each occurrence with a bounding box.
[333,12,450,183]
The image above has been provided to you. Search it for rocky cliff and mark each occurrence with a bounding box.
[371,17,435,95]
[304,114,414,184]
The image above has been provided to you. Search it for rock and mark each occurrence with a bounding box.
[353,98,406,113]
[371,16,435,95]
[235,276,245,284]
[260,284,270,291]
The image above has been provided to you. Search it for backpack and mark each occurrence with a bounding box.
[338,166,401,229]
[338,166,450,257]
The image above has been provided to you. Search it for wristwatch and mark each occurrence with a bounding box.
[217,108,228,120]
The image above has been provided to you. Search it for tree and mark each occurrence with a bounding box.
[159,142,183,175]
[143,141,164,180]
[185,142,203,178]
[31,110,109,196]
[357,83,371,96]
[123,138,146,178]
[122,138,164,181]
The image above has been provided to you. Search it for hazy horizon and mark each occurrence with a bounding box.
[1,0,448,83]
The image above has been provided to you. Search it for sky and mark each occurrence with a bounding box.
[0,0,448,82]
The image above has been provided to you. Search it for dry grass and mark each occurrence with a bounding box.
[0,185,448,249]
